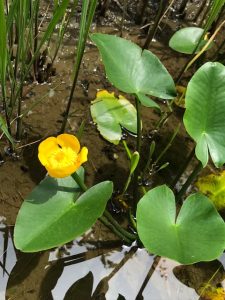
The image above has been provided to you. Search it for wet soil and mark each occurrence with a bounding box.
[1,1,225,299]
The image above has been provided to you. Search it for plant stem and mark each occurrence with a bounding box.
[170,146,195,189]
[99,215,131,243]
[71,172,88,192]
[60,0,97,133]
[143,0,164,49]
[103,210,137,241]
[133,97,142,205]
[176,161,203,203]
[155,123,180,165]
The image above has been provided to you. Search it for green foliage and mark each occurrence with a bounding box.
[184,62,225,167]
[136,93,160,110]
[196,171,225,210]
[136,185,225,264]
[91,90,137,144]
[0,115,14,145]
[90,33,176,99]
[169,27,210,54]
[14,168,113,252]
[0,0,7,94]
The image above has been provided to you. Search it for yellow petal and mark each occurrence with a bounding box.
[57,134,80,152]
[79,147,88,164]
[38,137,58,166]
[97,90,114,99]
[47,162,80,178]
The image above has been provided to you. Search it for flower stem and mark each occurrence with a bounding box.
[71,172,88,191]
[133,97,142,206]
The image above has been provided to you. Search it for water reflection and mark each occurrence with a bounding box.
[2,222,225,300]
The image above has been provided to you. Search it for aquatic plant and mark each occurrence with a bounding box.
[13,32,225,266]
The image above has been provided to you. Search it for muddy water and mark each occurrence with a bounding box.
[1,1,225,299]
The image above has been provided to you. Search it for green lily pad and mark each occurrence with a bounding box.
[14,168,113,252]
[136,185,225,264]
[91,90,137,144]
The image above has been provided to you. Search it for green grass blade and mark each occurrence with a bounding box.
[0,115,14,145]
[0,0,7,90]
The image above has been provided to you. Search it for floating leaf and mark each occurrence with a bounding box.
[91,90,137,144]
[136,185,225,264]
[183,62,225,167]
[169,27,211,54]
[196,171,225,211]
[91,33,176,99]
[14,167,113,252]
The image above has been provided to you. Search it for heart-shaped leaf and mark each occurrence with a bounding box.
[169,27,211,54]
[91,90,137,144]
[183,62,225,167]
[196,171,225,211]
[91,33,176,99]
[14,168,113,252]
[136,185,225,264]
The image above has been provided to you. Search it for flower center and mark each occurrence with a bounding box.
[47,146,77,169]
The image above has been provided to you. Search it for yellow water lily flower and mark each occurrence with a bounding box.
[38,134,88,178]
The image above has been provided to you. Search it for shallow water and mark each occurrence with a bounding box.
[0,221,213,300]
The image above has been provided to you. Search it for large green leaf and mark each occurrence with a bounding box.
[169,27,210,54]
[184,62,225,167]
[91,33,176,99]
[91,90,137,144]
[136,185,225,264]
[14,168,113,252]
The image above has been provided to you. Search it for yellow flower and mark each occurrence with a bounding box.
[38,134,88,178]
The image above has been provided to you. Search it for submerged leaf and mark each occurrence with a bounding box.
[183,62,225,168]
[91,90,137,144]
[196,171,225,210]
[136,185,225,264]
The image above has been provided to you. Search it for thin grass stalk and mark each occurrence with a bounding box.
[132,97,142,207]
[11,0,71,111]
[143,0,164,49]
[184,19,225,73]
[33,0,40,79]
[176,161,203,203]
[60,0,97,133]
[0,0,11,138]
[170,146,195,189]
[155,124,180,165]
[52,0,78,65]
[15,0,31,140]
